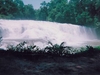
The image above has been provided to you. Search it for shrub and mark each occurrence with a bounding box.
[5,41,100,57]
[44,41,72,56]
[7,41,40,54]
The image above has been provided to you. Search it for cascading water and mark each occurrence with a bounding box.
[0,20,98,49]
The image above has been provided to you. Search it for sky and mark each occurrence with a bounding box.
[22,0,51,9]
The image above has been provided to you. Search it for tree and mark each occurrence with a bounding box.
[0,0,36,19]
[38,1,48,21]
[23,4,35,19]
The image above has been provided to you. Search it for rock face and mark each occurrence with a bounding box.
[0,51,100,75]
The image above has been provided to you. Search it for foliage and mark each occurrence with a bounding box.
[44,41,70,56]
[7,41,40,54]
[0,0,35,19]
[6,41,73,56]
[0,0,99,25]
[0,0,100,27]
[94,46,100,50]
[36,0,100,26]
[6,41,100,57]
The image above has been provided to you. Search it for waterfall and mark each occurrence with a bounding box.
[0,20,97,49]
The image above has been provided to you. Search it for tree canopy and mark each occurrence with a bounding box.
[0,0,100,27]
[0,0,35,19]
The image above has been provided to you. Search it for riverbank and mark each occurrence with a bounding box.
[0,49,100,75]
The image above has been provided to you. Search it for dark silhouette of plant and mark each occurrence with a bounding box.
[6,41,100,58]
[44,41,70,56]
[86,45,100,55]
[74,45,100,57]
[7,41,40,55]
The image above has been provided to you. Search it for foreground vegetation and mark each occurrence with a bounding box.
[1,41,100,75]
[1,44,100,75]
[1,41,99,58]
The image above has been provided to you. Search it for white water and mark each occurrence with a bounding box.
[0,20,98,49]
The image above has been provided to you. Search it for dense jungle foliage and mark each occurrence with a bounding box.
[0,0,100,29]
